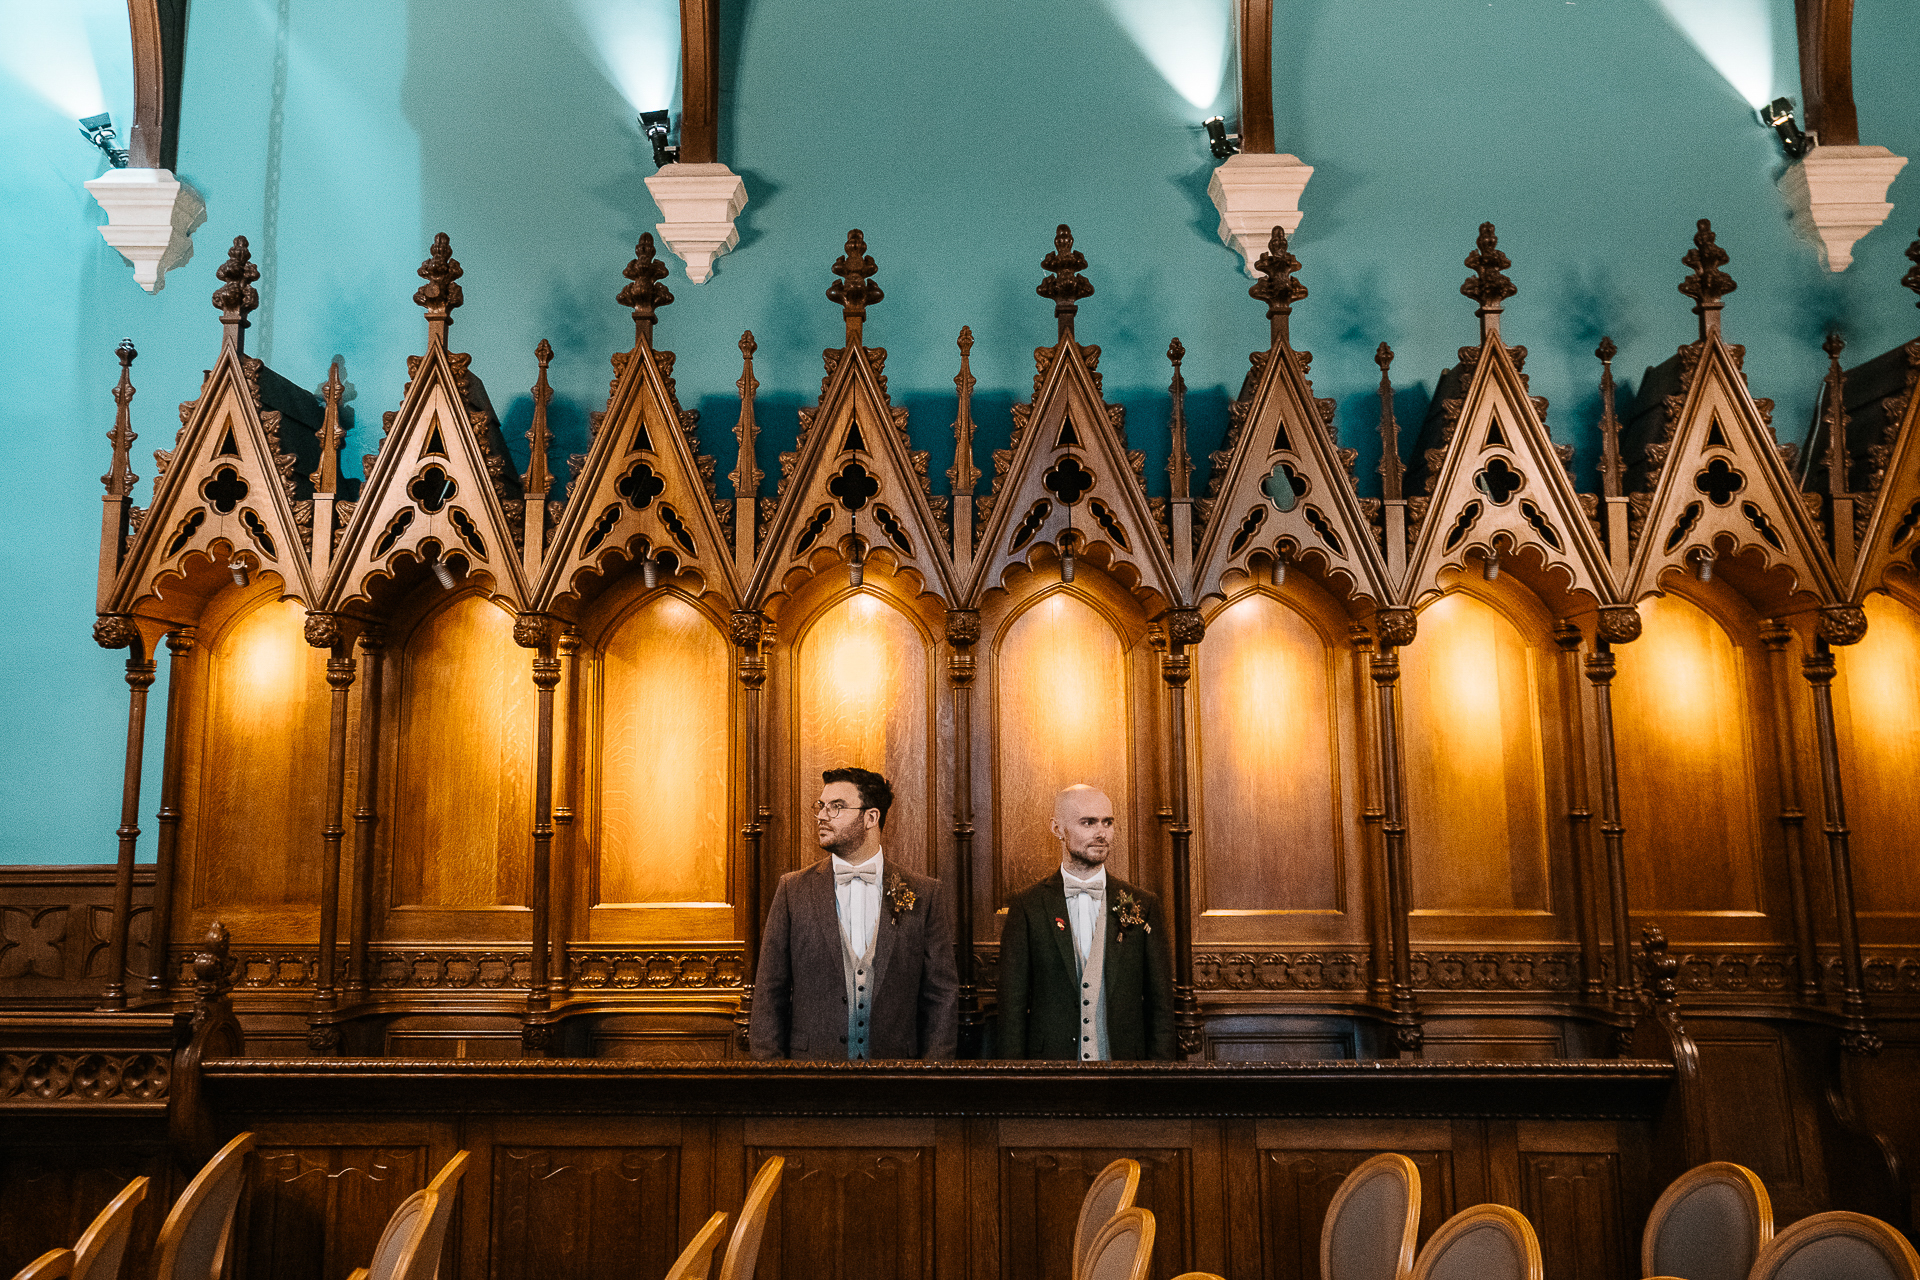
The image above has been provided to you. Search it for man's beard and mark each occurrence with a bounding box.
[818,825,864,857]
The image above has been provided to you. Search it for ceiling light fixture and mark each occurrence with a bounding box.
[640,110,679,168]
[1759,97,1812,159]
[1203,116,1239,160]
[79,113,129,168]
[228,556,252,588]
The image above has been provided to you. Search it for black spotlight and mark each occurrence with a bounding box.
[1204,116,1239,160]
[640,110,679,168]
[79,113,130,168]
[1759,98,1812,159]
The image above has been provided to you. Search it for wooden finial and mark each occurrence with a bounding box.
[1460,222,1516,341]
[1595,338,1622,498]
[1678,218,1736,340]
[948,327,978,498]
[104,339,139,498]
[1249,226,1307,349]
[1821,332,1850,499]
[1167,338,1192,500]
[1376,343,1403,502]
[211,237,260,350]
[316,358,345,496]
[827,230,883,346]
[1902,228,1920,306]
[731,331,761,577]
[618,234,674,349]
[1036,224,1094,340]
[413,232,464,346]
[525,340,554,500]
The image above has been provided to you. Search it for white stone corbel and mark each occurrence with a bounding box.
[1778,144,1908,272]
[1206,152,1315,277]
[83,168,207,293]
[643,162,748,284]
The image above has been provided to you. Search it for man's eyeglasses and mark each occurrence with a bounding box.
[812,800,874,818]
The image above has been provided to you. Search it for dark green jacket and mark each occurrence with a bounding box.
[995,870,1176,1061]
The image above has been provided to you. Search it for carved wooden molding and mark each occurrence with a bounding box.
[126,0,188,170]
[0,1051,172,1106]
[1796,0,1858,147]
[1234,0,1274,155]
[1848,335,1920,602]
[677,0,720,164]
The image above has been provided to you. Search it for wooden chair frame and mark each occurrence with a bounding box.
[1748,1209,1920,1280]
[664,1211,730,1280]
[1081,1207,1155,1280]
[71,1176,149,1280]
[408,1150,471,1280]
[152,1131,255,1280]
[1074,1158,1142,1280]
[1320,1152,1422,1280]
[359,1189,440,1280]
[1409,1203,1541,1280]
[11,1252,76,1280]
[1640,1160,1772,1280]
[716,1156,784,1280]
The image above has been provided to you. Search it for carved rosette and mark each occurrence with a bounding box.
[945,609,981,646]
[1816,604,1869,647]
[92,615,139,650]
[1596,606,1643,645]
[729,610,766,650]
[1165,608,1206,648]
[303,612,342,650]
[1374,608,1417,648]
[512,613,554,650]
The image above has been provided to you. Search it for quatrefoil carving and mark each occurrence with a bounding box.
[1042,456,1095,506]
[408,465,457,513]
[202,466,249,515]
[828,460,879,512]
[1694,457,1745,507]
[1263,462,1307,512]
[1473,457,1523,505]
[617,461,664,510]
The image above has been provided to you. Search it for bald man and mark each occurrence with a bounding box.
[995,785,1175,1061]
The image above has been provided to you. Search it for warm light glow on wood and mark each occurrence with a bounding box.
[193,597,330,918]
[599,595,731,905]
[393,593,534,910]
[994,592,1131,898]
[797,592,931,873]
[1195,592,1341,913]
[1613,592,1762,914]
[1400,592,1551,914]
[1836,594,1920,916]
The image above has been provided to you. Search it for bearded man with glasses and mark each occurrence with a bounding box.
[748,767,958,1061]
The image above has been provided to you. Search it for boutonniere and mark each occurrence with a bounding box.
[1112,890,1148,941]
[885,872,917,923]
[1054,916,1067,931]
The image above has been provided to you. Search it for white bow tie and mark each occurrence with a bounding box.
[835,867,877,887]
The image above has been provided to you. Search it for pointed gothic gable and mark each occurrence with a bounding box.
[1403,338,1615,606]
[1626,334,1840,604]
[535,239,737,614]
[108,238,322,621]
[747,232,954,608]
[323,235,527,613]
[1846,340,1920,601]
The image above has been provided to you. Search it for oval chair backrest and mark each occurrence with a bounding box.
[1083,1208,1155,1280]
[665,1211,731,1280]
[1074,1160,1142,1280]
[716,1157,785,1280]
[1321,1153,1421,1280]
[13,1250,77,1280]
[402,1151,471,1280]
[72,1176,150,1280]
[153,1131,257,1280]
[1749,1210,1920,1280]
[1409,1205,1541,1280]
[365,1191,439,1280]
[1642,1161,1772,1280]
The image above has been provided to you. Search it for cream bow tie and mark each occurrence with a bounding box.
[1065,884,1104,901]
[835,867,877,887]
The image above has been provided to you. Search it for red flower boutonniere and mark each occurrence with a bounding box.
[1054,916,1067,931]
[885,872,917,923]
[1112,890,1148,942]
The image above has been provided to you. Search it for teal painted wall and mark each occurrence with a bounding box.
[4,0,1917,864]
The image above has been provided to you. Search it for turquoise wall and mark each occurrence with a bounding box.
[5,0,1918,864]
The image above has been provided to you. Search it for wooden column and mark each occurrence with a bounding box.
[732,610,770,1050]
[1349,623,1390,1001]
[126,0,188,171]
[677,0,721,163]
[946,610,982,1056]
[518,615,562,1055]
[305,614,355,1052]
[1162,609,1206,1058]
[1806,606,1879,1053]
[1760,620,1824,1003]
[146,627,195,996]
[1370,608,1421,1054]
[1585,606,1643,1030]
[1235,0,1275,154]
[346,628,385,998]
[1554,620,1605,1006]
[1795,0,1860,146]
[550,629,581,1003]
[93,618,155,1012]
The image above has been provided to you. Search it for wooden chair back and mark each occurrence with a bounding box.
[1320,1153,1421,1280]
[1169,1273,1226,1279]
[715,1157,785,1280]
[1748,1210,1920,1280]
[664,1211,730,1280]
[1409,1204,1541,1280]
[11,1251,76,1280]
[71,1176,149,1280]
[152,1131,256,1280]
[404,1151,471,1280]
[363,1190,440,1280]
[1082,1207,1155,1280]
[1074,1159,1142,1280]
[1640,1161,1772,1280]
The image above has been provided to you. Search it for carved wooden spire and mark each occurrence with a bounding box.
[1902,228,1920,305]
[1036,224,1094,340]
[413,231,464,347]
[97,339,138,608]
[210,237,260,352]
[1167,339,1193,500]
[1249,226,1307,348]
[1460,221,1516,341]
[1595,338,1622,497]
[1678,218,1736,340]
[618,233,674,349]
[948,326,979,571]
[525,340,554,500]
[730,330,761,577]
[1375,343,1402,502]
[827,229,883,346]
[309,357,347,583]
[1822,333,1850,502]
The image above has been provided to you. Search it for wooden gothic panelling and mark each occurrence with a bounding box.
[535,236,737,617]
[965,227,1181,612]
[748,232,955,611]
[1194,229,1393,610]
[107,238,321,622]
[1831,591,1920,924]
[1846,336,1920,602]
[323,235,527,616]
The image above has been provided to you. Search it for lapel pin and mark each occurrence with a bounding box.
[1054,916,1066,930]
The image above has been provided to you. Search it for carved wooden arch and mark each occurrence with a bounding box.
[128,0,188,170]
[1404,339,1616,614]
[1848,337,1920,603]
